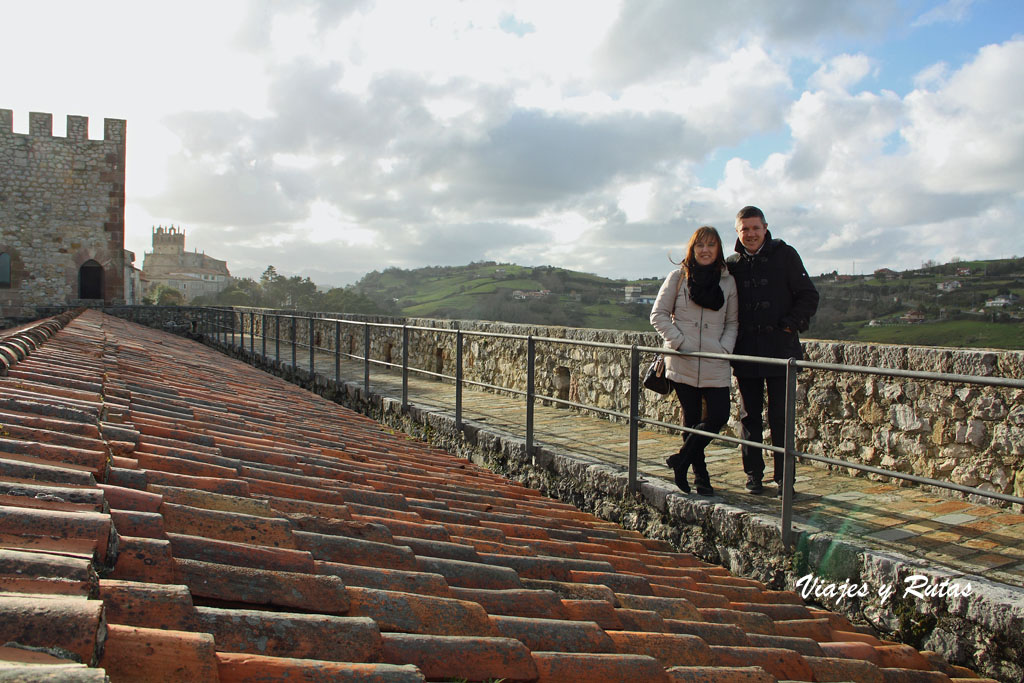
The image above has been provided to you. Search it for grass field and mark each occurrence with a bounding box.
[842,320,1024,349]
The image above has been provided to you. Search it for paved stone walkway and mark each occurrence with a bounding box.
[249,340,1024,590]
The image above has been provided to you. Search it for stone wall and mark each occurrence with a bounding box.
[230,308,1024,501]
[0,108,126,324]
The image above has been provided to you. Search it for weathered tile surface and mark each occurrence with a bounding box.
[0,311,998,681]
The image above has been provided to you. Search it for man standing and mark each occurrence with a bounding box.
[726,206,819,495]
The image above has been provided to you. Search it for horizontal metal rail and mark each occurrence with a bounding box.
[204,306,1024,550]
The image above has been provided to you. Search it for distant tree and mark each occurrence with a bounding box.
[144,284,185,306]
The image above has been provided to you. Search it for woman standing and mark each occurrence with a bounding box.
[650,226,738,495]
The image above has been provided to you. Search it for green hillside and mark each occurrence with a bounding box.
[807,257,1024,349]
[351,258,1024,348]
[353,262,661,330]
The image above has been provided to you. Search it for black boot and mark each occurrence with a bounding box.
[673,461,691,493]
[670,448,691,493]
[693,474,714,496]
[692,460,713,495]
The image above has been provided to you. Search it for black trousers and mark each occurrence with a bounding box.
[736,375,787,483]
[673,383,730,478]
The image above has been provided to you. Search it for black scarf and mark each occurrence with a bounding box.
[687,263,724,311]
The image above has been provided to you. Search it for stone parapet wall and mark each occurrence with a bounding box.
[74,305,1024,500]
[232,308,1024,500]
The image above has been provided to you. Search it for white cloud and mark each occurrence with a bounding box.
[912,0,977,27]
[903,39,1024,194]
[3,0,1019,285]
[808,54,876,92]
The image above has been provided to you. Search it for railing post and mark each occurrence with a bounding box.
[402,325,410,410]
[526,336,535,456]
[309,316,315,376]
[628,345,640,492]
[261,313,267,360]
[230,310,236,347]
[363,323,371,393]
[275,315,281,363]
[781,358,798,549]
[455,330,463,431]
[291,316,297,374]
[335,320,341,385]
[249,311,255,359]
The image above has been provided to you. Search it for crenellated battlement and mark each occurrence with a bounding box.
[0,108,125,142]
[1,105,127,313]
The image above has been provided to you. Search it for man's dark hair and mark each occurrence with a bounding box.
[736,205,766,222]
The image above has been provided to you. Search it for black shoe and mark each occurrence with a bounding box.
[745,475,763,494]
[774,480,795,498]
[694,476,714,496]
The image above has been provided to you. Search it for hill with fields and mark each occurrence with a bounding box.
[351,257,1024,348]
[351,262,664,331]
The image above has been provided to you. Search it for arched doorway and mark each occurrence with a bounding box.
[79,260,104,300]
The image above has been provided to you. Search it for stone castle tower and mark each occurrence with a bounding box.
[0,109,126,324]
[142,226,231,302]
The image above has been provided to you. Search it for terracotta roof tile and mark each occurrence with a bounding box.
[697,607,777,635]
[97,483,162,512]
[108,509,165,539]
[708,644,816,680]
[0,480,105,514]
[766,617,835,642]
[878,670,953,683]
[380,632,537,681]
[0,456,96,487]
[255,493,354,520]
[193,606,382,661]
[0,660,109,682]
[159,501,296,547]
[108,535,177,584]
[215,652,426,682]
[561,598,623,630]
[449,586,570,620]
[0,505,113,565]
[615,606,667,632]
[98,624,219,681]
[664,665,775,682]
[0,548,97,597]
[294,529,417,570]
[490,614,616,653]
[415,554,522,590]
[98,580,196,630]
[0,594,104,667]
[0,437,108,477]
[747,632,825,657]
[0,311,986,681]
[175,558,350,613]
[315,559,453,597]
[142,469,251,496]
[532,651,671,683]
[805,654,886,682]
[615,593,702,622]
[663,619,752,646]
[521,576,618,602]
[347,585,496,636]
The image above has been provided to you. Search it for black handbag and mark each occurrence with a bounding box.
[645,270,684,395]
[643,355,672,395]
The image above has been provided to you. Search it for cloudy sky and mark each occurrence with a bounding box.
[3,1,1022,285]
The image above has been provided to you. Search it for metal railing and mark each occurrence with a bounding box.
[204,307,1024,549]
